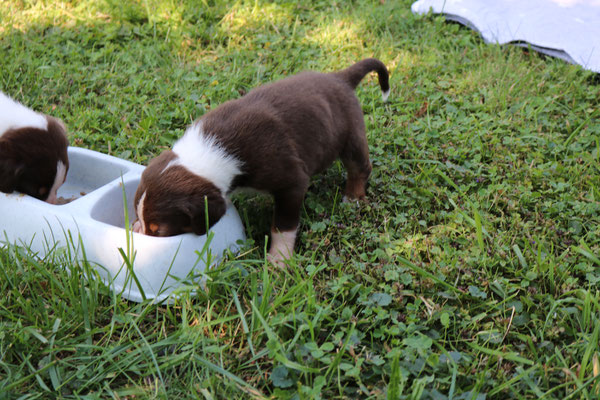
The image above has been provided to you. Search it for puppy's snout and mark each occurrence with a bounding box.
[132,220,142,233]
[45,192,58,205]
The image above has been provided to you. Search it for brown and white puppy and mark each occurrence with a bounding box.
[0,92,69,204]
[133,58,390,263]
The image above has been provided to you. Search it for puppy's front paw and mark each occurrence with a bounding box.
[267,250,289,269]
[342,195,364,205]
[268,229,296,268]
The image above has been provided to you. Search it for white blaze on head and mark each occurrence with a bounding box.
[45,161,67,204]
[0,92,48,137]
[134,191,148,234]
[163,121,243,195]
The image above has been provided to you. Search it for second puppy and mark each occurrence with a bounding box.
[133,58,389,263]
[0,92,69,204]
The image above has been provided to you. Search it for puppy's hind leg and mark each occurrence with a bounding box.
[341,126,372,201]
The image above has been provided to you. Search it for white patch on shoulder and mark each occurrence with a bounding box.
[166,121,243,194]
[45,161,67,204]
[0,92,48,137]
[382,88,390,102]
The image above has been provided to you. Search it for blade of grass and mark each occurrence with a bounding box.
[397,256,460,294]
[468,342,534,365]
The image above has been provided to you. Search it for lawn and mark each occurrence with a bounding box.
[1,0,600,398]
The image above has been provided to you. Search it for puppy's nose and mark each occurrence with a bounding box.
[132,220,142,233]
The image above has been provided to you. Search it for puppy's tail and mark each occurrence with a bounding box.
[335,58,390,102]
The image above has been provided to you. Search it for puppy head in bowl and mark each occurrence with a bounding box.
[0,96,69,204]
[132,150,226,237]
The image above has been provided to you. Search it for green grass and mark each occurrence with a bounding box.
[1,0,600,398]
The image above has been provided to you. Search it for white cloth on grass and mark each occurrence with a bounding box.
[411,0,600,73]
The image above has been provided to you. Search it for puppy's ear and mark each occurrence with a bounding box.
[187,192,227,236]
[0,156,25,194]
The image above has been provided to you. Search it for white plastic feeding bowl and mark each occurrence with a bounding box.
[0,147,246,302]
